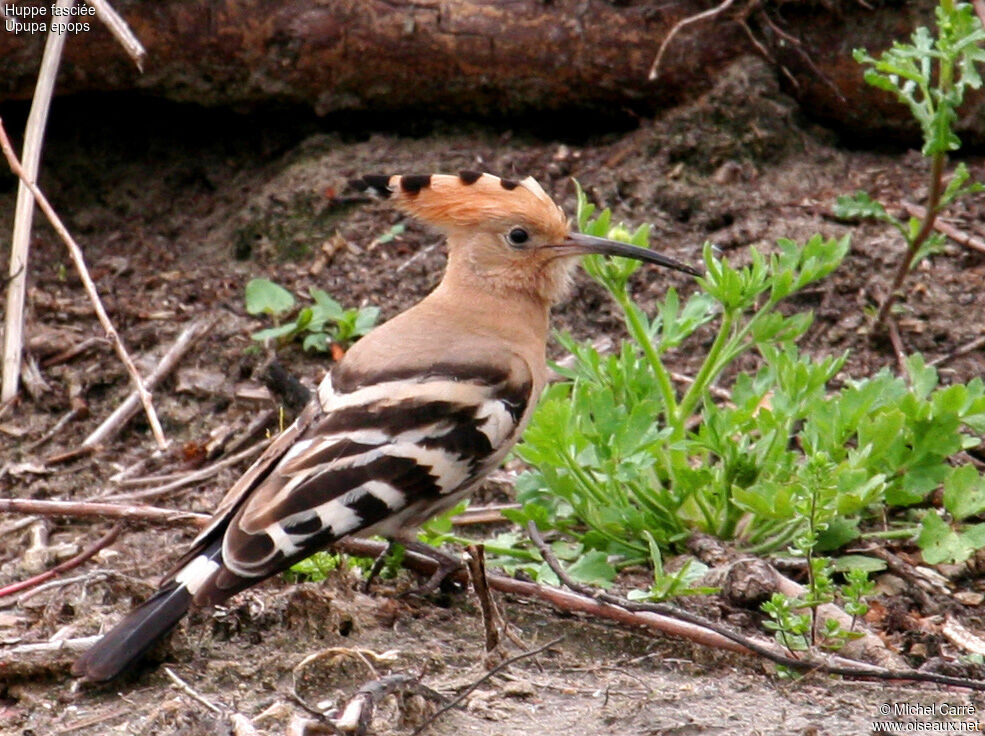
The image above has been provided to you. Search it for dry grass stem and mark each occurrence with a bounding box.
[2,0,75,402]
[84,0,147,70]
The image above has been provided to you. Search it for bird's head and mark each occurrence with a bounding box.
[350,172,699,304]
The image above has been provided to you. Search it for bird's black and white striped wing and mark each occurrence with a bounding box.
[192,360,532,603]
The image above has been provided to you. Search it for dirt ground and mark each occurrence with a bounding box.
[2,56,985,735]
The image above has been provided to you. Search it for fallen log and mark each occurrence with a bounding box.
[0,0,981,143]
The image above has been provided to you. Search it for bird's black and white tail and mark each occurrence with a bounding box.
[72,539,224,682]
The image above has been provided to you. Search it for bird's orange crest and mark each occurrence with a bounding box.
[350,172,569,242]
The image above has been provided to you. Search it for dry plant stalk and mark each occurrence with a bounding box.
[83,0,147,69]
[2,0,75,402]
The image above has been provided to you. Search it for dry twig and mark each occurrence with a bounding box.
[99,437,272,502]
[886,316,910,382]
[83,0,147,70]
[24,400,88,452]
[464,544,507,665]
[81,316,213,449]
[163,666,226,715]
[929,334,985,368]
[902,201,985,256]
[0,523,121,599]
[411,636,563,736]
[0,497,208,527]
[0,119,168,448]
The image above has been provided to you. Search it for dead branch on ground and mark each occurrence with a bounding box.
[0,497,208,527]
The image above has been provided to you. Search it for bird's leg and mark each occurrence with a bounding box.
[362,539,400,593]
[361,539,464,595]
[398,540,465,595]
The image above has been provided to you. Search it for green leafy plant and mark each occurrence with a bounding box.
[835,0,985,328]
[284,550,344,583]
[245,277,380,353]
[510,185,985,594]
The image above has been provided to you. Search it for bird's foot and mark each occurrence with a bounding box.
[399,540,465,596]
[361,540,464,595]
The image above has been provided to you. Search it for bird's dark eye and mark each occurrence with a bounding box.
[507,227,530,248]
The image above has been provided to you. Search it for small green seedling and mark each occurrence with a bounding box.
[245,277,380,353]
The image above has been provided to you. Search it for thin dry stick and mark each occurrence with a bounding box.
[0,119,168,448]
[648,0,736,80]
[901,201,985,256]
[24,402,87,451]
[42,336,108,367]
[0,523,121,599]
[5,634,101,656]
[465,545,501,658]
[99,438,271,502]
[81,316,213,449]
[411,636,564,736]
[929,334,985,368]
[83,0,146,70]
[17,569,111,604]
[886,316,910,383]
[334,674,447,736]
[2,0,75,403]
[163,667,226,715]
[0,497,208,527]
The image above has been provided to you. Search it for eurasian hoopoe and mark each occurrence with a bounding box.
[72,171,699,682]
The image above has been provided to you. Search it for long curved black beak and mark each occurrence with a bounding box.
[556,233,702,277]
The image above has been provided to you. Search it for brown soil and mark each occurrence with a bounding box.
[2,56,985,735]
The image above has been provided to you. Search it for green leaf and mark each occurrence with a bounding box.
[565,551,616,588]
[832,555,887,573]
[245,278,295,318]
[354,306,381,336]
[918,511,975,564]
[302,332,330,352]
[906,354,939,399]
[816,517,860,551]
[251,323,299,342]
[943,464,985,520]
[309,288,345,320]
[833,192,901,232]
